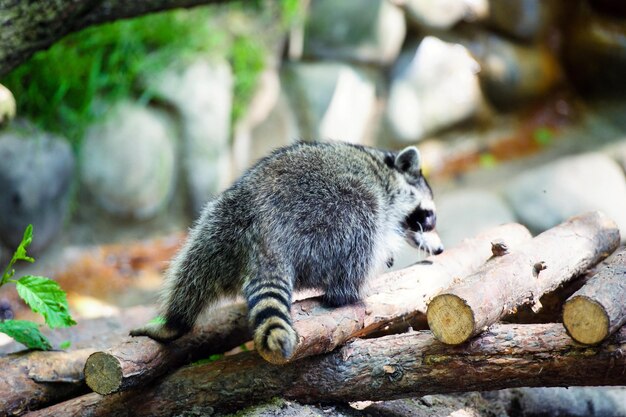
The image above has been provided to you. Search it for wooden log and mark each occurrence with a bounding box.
[427,211,620,345]
[83,223,532,394]
[0,350,93,417]
[0,306,157,417]
[563,246,626,344]
[84,303,250,395]
[28,323,626,417]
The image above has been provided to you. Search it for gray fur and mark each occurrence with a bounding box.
[131,141,442,362]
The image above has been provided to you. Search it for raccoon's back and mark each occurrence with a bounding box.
[242,143,389,282]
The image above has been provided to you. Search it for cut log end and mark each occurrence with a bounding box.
[563,296,610,345]
[427,294,475,345]
[84,352,124,395]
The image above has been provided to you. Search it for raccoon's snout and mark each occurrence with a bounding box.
[406,207,437,232]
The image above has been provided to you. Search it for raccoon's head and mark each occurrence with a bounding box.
[391,146,444,256]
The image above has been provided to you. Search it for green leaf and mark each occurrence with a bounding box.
[478,153,498,169]
[148,315,166,325]
[0,320,52,350]
[191,354,223,366]
[533,127,553,146]
[15,276,77,329]
[1,224,35,285]
[59,340,72,350]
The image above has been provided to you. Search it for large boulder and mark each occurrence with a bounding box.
[0,84,16,127]
[81,102,177,219]
[303,0,405,65]
[282,62,378,145]
[564,2,626,96]
[503,152,626,239]
[474,34,562,109]
[485,0,560,42]
[385,37,483,143]
[403,0,488,30]
[232,69,299,176]
[149,59,233,214]
[0,123,74,253]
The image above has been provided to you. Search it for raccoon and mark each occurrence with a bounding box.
[131,141,443,363]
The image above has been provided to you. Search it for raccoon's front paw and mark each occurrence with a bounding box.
[255,322,298,365]
[130,322,184,343]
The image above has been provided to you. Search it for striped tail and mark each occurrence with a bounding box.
[244,265,297,364]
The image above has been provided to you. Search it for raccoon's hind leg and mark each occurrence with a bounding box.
[244,255,297,364]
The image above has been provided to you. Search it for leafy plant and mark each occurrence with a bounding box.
[0,225,76,350]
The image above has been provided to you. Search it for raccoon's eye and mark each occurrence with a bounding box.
[406,208,436,232]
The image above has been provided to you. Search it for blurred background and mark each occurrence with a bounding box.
[2,0,626,414]
[2,0,626,319]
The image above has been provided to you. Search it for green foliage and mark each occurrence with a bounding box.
[15,276,76,329]
[148,315,167,325]
[59,340,72,350]
[279,0,302,26]
[0,3,284,149]
[478,153,498,169]
[0,225,76,350]
[191,354,224,366]
[230,36,266,123]
[533,127,553,146]
[1,224,34,285]
[0,320,52,351]
[2,7,223,148]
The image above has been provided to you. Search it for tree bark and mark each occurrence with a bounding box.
[427,211,620,345]
[28,323,626,417]
[0,0,234,77]
[0,349,92,417]
[83,223,532,394]
[0,306,156,417]
[563,246,626,345]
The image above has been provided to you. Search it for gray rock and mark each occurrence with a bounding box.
[603,138,626,172]
[564,2,626,96]
[0,122,74,253]
[486,0,559,42]
[149,59,233,214]
[472,34,562,109]
[0,84,16,127]
[512,387,626,417]
[436,189,516,248]
[503,152,626,240]
[303,0,405,65]
[232,69,299,176]
[81,102,176,219]
[385,36,483,142]
[404,0,488,30]
[282,62,377,145]
[233,90,299,177]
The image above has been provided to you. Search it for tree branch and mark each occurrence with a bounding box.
[0,0,234,76]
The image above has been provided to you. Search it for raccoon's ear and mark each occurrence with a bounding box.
[395,146,421,175]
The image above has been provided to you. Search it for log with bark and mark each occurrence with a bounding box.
[0,350,92,417]
[0,0,235,76]
[0,306,156,417]
[563,246,626,345]
[83,223,532,394]
[427,211,620,345]
[28,323,626,417]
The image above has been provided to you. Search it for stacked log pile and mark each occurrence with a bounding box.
[1,211,625,417]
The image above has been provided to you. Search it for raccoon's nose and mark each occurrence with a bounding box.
[421,210,436,232]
